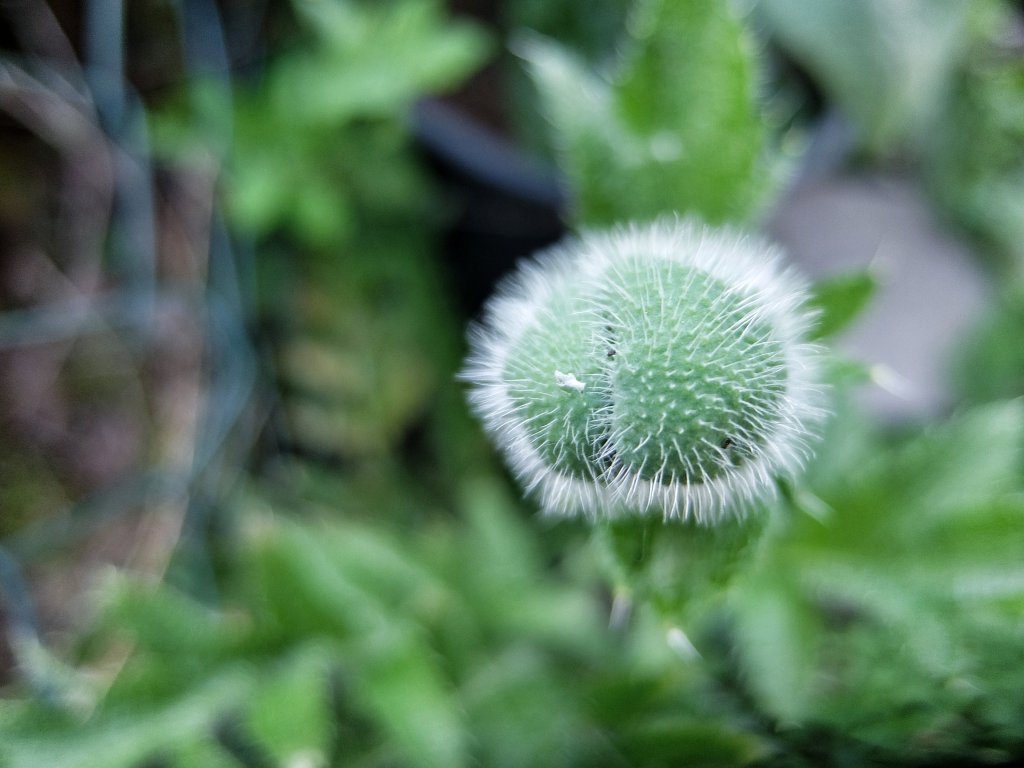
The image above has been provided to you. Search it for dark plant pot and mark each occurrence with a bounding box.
[412,98,566,317]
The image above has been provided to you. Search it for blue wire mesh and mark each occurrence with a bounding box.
[0,0,259,694]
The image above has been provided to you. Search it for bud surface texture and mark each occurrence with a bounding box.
[463,219,823,523]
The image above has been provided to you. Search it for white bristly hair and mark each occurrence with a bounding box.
[459,216,826,524]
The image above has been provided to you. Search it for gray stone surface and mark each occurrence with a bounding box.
[767,173,992,421]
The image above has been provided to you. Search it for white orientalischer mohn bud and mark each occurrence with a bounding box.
[461,217,826,524]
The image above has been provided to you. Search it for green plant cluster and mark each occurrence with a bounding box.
[2,1,1024,767]
[0,477,771,768]
[151,0,491,464]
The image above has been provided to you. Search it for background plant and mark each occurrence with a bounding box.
[0,1,1022,767]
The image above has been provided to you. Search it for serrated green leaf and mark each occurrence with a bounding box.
[283,0,491,123]
[454,479,605,656]
[612,0,768,222]
[813,400,1024,540]
[522,0,769,225]
[321,523,448,616]
[459,478,545,590]
[245,520,468,766]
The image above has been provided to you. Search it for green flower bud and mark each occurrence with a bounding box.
[462,218,824,523]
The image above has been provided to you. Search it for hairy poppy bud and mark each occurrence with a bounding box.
[462,218,824,524]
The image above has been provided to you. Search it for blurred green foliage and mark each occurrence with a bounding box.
[499,0,631,161]
[760,0,1024,281]
[3,0,1024,766]
[760,0,976,154]
[225,0,490,247]
[0,478,770,768]
[505,0,631,65]
[520,0,771,226]
[956,286,1024,403]
[732,398,1024,761]
[928,2,1024,281]
[152,0,492,465]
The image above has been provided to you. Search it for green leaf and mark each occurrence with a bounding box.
[319,522,447,615]
[954,288,1024,403]
[96,574,240,659]
[226,146,294,237]
[244,520,469,767]
[0,669,254,768]
[612,0,769,221]
[458,478,549,607]
[728,400,1024,756]
[458,647,590,768]
[244,645,334,765]
[171,739,238,768]
[245,520,395,640]
[293,171,355,248]
[761,0,974,152]
[815,400,1024,535]
[522,0,769,226]
[925,3,1024,276]
[283,0,492,123]
[728,573,819,722]
[806,270,877,340]
[617,717,766,767]
[355,626,468,768]
[456,479,606,655]
[517,34,630,225]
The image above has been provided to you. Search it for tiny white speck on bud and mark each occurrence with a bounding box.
[554,370,586,393]
[461,216,826,524]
